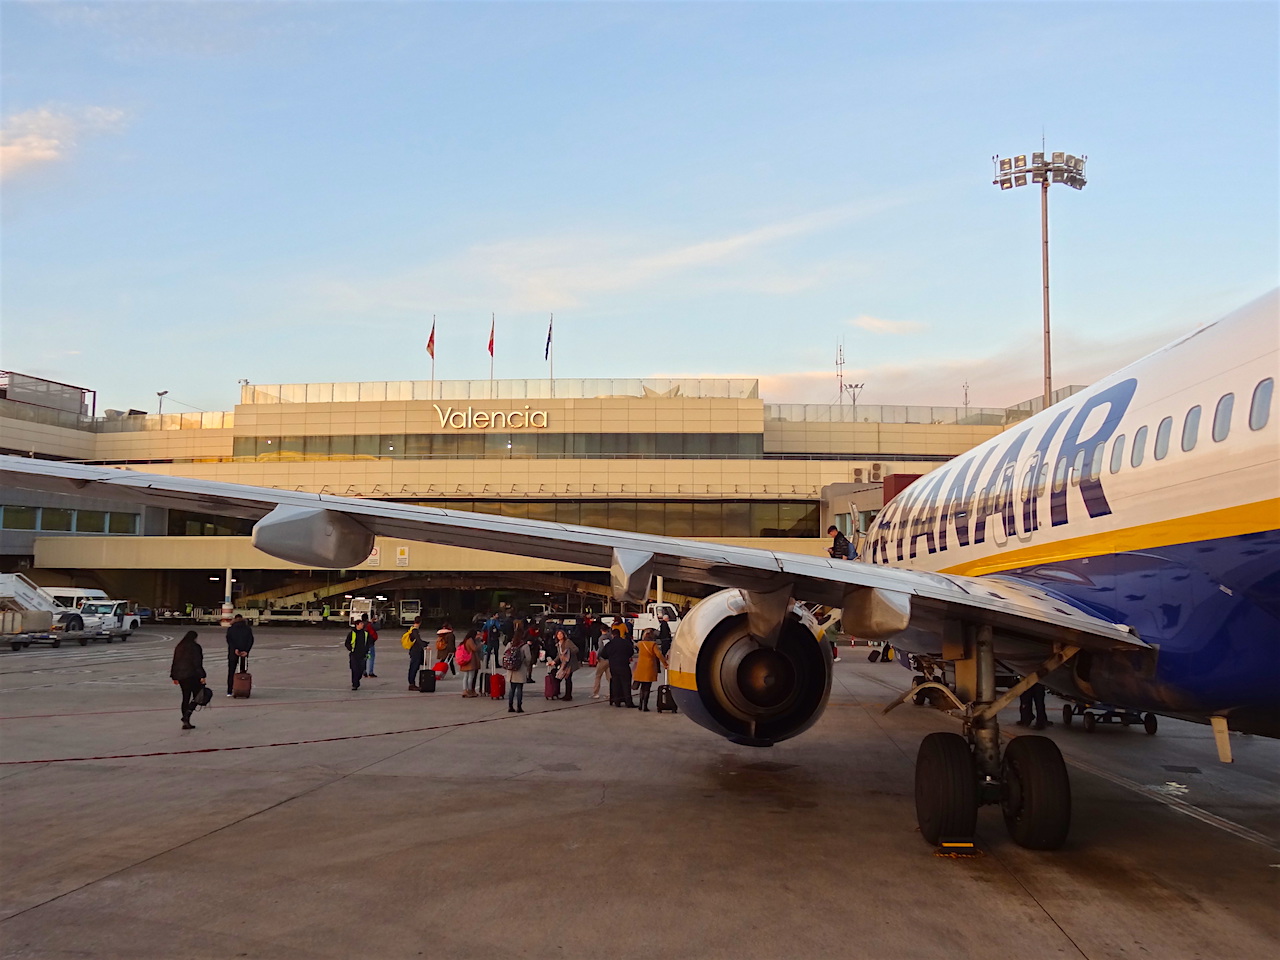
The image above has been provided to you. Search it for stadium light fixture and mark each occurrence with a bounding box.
[991,149,1089,409]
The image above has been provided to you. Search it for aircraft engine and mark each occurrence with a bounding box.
[666,589,832,747]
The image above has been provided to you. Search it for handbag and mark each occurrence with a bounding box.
[194,685,213,707]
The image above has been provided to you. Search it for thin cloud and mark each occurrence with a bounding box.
[297,195,913,317]
[678,325,1180,409]
[0,106,126,179]
[849,314,925,335]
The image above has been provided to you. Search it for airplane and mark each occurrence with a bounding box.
[1,289,1275,852]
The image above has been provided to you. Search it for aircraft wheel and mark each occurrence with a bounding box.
[1001,735,1071,850]
[1082,712,1097,733]
[1143,713,1158,735]
[1062,704,1073,726]
[914,732,978,846]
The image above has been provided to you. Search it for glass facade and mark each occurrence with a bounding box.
[231,432,765,460]
[0,505,137,533]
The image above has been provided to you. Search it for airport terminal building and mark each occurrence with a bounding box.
[1,371,1054,614]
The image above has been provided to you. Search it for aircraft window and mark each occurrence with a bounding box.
[1181,405,1202,452]
[1037,461,1049,496]
[1131,426,1148,467]
[1249,377,1273,431]
[1154,416,1173,460]
[1089,441,1105,481]
[1110,435,1126,474]
[1212,393,1233,442]
[1052,456,1068,492]
[1071,449,1085,486]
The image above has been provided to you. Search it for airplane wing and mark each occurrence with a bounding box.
[0,456,1145,657]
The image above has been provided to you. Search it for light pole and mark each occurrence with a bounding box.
[992,150,1087,410]
[156,390,169,416]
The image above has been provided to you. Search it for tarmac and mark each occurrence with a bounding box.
[0,626,1277,960]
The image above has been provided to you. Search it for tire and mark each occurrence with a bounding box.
[1143,712,1158,735]
[1001,735,1071,850]
[52,639,61,648]
[1082,712,1097,733]
[9,642,19,652]
[914,732,978,846]
[1062,704,1073,726]
[78,637,89,646]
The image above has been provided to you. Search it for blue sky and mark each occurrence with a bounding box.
[2,1,1276,414]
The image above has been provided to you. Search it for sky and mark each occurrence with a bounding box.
[2,0,1276,416]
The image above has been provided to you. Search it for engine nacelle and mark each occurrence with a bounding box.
[667,589,832,747]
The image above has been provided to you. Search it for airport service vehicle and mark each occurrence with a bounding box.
[630,601,681,636]
[3,290,1275,853]
[0,573,140,648]
[398,600,421,625]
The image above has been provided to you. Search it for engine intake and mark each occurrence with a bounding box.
[668,589,832,747]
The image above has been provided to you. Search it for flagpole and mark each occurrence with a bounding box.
[430,315,436,401]
[489,313,495,397]
[549,313,555,398]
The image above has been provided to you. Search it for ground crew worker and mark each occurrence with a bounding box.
[345,618,371,690]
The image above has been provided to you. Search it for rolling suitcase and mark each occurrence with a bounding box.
[544,673,560,700]
[490,673,506,699]
[232,670,252,698]
[656,684,677,714]
[477,670,492,695]
[418,667,436,692]
[433,660,449,678]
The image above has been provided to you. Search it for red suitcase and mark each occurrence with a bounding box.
[588,650,598,667]
[490,673,506,699]
[544,674,560,700]
[232,671,252,698]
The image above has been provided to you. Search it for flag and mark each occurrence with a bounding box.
[544,315,553,361]
[426,321,436,360]
[487,318,494,357]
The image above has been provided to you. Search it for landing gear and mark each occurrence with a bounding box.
[1143,712,1158,735]
[1001,736,1071,849]
[915,732,978,844]
[895,628,1078,851]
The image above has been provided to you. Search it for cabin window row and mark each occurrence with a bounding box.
[1016,377,1273,498]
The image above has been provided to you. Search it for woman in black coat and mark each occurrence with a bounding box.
[170,630,207,729]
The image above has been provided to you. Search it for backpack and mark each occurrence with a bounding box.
[456,642,473,666]
[501,644,521,672]
[401,629,414,650]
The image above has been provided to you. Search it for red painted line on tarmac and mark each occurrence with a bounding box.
[0,692,428,720]
[0,699,602,765]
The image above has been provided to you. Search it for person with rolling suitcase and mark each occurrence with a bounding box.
[225,614,254,698]
[405,617,425,691]
[602,627,636,708]
[633,628,668,712]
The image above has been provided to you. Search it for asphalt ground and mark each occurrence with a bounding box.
[0,627,1276,960]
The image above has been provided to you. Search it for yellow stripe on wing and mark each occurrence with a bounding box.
[939,498,1280,578]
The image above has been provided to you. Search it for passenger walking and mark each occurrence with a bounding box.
[554,628,580,701]
[633,628,668,712]
[503,633,531,712]
[590,644,611,699]
[345,618,371,690]
[170,629,206,730]
[405,617,425,690]
[458,629,481,697]
[225,613,254,697]
[364,618,380,677]
[602,627,636,708]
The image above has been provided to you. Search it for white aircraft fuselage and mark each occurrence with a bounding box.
[864,291,1280,734]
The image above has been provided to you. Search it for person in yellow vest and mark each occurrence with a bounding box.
[633,628,668,712]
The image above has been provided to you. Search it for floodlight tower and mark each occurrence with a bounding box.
[992,151,1088,410]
